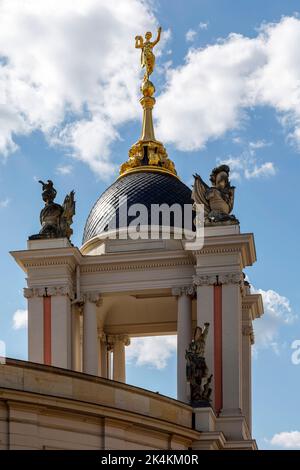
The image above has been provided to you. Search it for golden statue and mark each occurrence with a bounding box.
[135,27,162,80]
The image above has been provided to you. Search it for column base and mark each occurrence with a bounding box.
[193,406,216,432]
[216,414,251,441]
[192,432,225,450]
[194,406,252,443]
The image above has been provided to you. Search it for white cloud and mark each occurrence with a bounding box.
[12,309,28,330]
[244,161,276,178]
[186,29,197,42]
[0,0,157,177]
[249,139,271,149]
[156,16,300,155]
[232,136,243,145]
[0,197,10,208]
[126,335,176,369]
[56,164,73,175]
[2,8,300,176]
[270,431,300,449]
[252,288,297,354]
[199,22,209,30]
[186,23,208,43]
[219,150,276,180]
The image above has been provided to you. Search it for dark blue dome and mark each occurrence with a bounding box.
[82,171,193,244]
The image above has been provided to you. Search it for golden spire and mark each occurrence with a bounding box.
[119,27,177,178]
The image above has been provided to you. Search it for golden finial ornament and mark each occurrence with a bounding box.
[135,27,161,82]
[119,27,177,178]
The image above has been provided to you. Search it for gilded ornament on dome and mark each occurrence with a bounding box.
[119,27,177,178]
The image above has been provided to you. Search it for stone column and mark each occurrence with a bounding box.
[172,286,194,403]
[24,288,44,364]
[48,286,73,369]
[219,272,243,416]
[83,293,102,375]
[193,275,217,407]
[71,303,82,372]
[108,335,130,383]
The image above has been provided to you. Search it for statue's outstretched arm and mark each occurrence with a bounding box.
[152,26,162,47]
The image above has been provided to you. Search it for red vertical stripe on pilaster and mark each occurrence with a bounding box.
[43,296,52,365]
[214,284,223,415]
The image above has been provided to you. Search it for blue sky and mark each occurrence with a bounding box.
[0,0,300,450]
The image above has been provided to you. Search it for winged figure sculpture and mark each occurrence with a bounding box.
[191,164,239,225]
[29,181,75,241]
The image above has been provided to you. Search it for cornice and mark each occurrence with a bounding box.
[81,257,194,274]
[242,293,264,319]
[192,233,257,268]
[10,247,82,273]
[22,257,76,271]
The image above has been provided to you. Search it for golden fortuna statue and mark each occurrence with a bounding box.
[135,27,162,81]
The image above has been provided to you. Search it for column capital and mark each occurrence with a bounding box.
[24,287,45,298]
[83,292,103,307]
[107,334,131,348]
[47,285,75,298]
[172,286,195,297]
[97,329,107,342]
[218,272,244,285]
[193,275,217,286]
[24,285,74,298]
[242,324,255,345]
